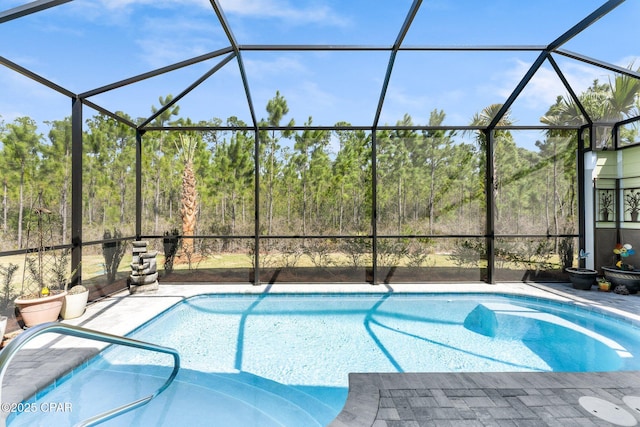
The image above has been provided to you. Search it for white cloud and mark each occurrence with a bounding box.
[296,81,336,109]
[0,67,70,128]
[496,58,606,111]
[134,15,224,68]
[99,0,207,10]
[618,55,640,69]
[218,0,348,26]
[244,56,307,80]
[93,0,348,27]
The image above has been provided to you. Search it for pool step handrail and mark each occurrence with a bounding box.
[0,321,180,427]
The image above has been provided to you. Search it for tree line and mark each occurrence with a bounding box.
[0,74,638,266]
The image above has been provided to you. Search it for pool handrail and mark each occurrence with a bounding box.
[0,321,180,427]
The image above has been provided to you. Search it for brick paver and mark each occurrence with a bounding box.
[330,372,640,426]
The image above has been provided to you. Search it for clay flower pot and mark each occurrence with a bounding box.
[15,291,67,328]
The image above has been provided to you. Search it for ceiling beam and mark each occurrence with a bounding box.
[238,44,546,52]
[139,53,236,129]
[373,0,422,128]
[547,54,593,125]
[547,0,625,51]
[80,47,233,99]
[0,54,75,98]
[488,52,548,129]
[0,0,72,24]
[209,0,257,127]
[555,49,640,79]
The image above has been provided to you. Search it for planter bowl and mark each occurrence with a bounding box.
[61,289,89,320]
[565,267,598,290]
[602,266,640,294]
[15,291,67,327]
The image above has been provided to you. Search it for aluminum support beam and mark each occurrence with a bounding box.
[0,0,72,24]
[71,97,83,286]
[136,131,144,239]
[371,132,378,285]
[253,130,260,285]
[485,129,496,284]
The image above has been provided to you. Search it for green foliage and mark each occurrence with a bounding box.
[377,239,409,267]
[20,205,74,297]
[341,238,371,268]
[3,74,639,277]
[448,240,485,268]
[406,239,434,267]
[51,249,74,289]
[0,263,18,312]
[495,240,557,271]
[303,240,333,268]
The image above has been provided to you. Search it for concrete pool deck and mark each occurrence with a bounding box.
[2,282,640,426]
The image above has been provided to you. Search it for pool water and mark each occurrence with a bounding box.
[9,293,640,426]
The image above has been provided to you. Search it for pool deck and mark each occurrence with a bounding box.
[3,282,640,426]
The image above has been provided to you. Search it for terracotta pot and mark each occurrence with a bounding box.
[15,291,67,328]
[61,289,89,320]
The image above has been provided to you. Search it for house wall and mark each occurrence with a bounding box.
[593,145,640,270]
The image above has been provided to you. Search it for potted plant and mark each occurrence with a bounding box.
[61,283,88,320]
[14,207,67,328]
[565,249,597,290]
[52,250,86,320]
[625,190,640,222]
[597,277,611,292]
[602,243,640,294]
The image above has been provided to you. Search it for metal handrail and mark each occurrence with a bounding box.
[0,322,180,427]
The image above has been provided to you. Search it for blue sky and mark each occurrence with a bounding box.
[0,0,639,146]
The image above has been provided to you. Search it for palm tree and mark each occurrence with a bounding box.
[539,67,640,262]
[468,104,515,220]
[542,67,640,147]
[605,71,640,121]
[176,134,198,256]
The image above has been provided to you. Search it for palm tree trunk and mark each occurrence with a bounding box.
[181,161,198,255]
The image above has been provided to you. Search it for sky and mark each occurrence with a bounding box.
[0,0,639,149]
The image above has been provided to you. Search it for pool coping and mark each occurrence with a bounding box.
[2,281,640,425]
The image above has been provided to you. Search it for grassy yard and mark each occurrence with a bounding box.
[0,248,561,299]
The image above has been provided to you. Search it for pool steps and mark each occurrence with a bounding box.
[0,322,179,427]
[9,364,336,426]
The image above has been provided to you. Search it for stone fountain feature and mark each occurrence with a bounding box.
[129,241,159,294]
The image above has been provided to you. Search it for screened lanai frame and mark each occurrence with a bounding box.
[1,0,640,287]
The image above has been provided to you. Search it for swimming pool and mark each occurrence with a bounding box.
[8,292,640,426]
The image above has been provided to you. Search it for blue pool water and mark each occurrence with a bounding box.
[9,293,640,426]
